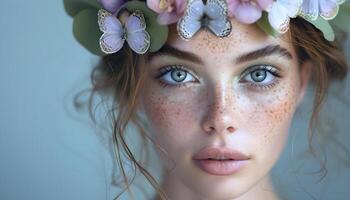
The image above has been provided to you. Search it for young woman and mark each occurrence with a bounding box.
[65,0,349,199]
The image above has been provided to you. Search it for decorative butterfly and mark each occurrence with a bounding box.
[98,9,151,54]
[177,0,232,40]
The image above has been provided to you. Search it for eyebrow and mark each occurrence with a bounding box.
[148,44,203,64]
[235,45,293,64]
[147,44,293,64]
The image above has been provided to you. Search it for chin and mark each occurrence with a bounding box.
[190,181,251,200]
[179,164,256,200]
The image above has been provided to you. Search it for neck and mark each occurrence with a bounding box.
[152,172,281,200]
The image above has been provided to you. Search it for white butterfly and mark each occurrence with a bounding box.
[98,9,151,54]
[177,0,232,40]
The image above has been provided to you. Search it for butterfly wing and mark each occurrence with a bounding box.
[98,9,125,54]
[98,9,123,33]
[125,11,151,54]
[205,0,232,37]
[177,0,204,40]
[100,33,125,54]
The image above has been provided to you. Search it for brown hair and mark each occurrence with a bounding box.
[76,18,348,200]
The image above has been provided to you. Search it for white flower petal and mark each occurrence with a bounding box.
[320,0,339,20]
[268,2,290,33]
[279,0,303,17]
[299,0,319,20]
[330,0,346,5]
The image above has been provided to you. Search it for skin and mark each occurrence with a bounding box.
[137,18,312,200]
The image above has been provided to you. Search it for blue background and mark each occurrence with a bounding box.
[0,1,350,200]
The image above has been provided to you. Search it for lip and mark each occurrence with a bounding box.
[193,146,251,176]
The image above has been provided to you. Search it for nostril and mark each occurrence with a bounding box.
[227,127,235,133]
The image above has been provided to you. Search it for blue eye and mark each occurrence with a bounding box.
[241,65,281,89]
[157,65,197,86]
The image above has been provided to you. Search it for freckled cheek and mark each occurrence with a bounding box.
[247,84,299,147]
[142,92,200,142]
[142,92,203,166]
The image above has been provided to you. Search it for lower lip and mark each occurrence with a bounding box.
[194,159,249,176]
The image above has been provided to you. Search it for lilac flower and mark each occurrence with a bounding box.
[300,0,346,21]
[99,0,126,14]
[227,0,273,24]
[267,0,303,33]
[147,0,187,25]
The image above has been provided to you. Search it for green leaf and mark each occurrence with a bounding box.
[331,4,350,33]
[256,12,280,38]
[63,0,100,17]
[73,8,104,56]
[126,1,168,52]
[306,17,335,41]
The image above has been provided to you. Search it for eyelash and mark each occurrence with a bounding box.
[155,65,198,88]
[155,64,282,90]
[239,65,282,91]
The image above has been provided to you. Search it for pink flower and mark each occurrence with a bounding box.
[227,0,273,24]
[147,0,187,25]
[99,0,126,14]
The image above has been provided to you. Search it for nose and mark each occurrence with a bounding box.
[201,84,239,135]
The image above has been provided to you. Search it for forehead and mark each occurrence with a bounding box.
[166,18,293,57]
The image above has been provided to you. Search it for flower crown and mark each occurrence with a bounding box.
[64,0,350,56]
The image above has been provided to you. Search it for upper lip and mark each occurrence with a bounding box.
[193,146,251,160]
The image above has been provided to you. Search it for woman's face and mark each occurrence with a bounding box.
[139,19,310,199]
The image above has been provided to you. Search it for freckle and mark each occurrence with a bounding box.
[195,29,232,54]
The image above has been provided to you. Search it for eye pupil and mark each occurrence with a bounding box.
[171,70,187,82]
[251,70,266,82]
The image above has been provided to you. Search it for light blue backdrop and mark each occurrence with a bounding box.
[0,1,349,200]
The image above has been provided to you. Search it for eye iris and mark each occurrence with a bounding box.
[171,70,187,82]
[250,69,266,82]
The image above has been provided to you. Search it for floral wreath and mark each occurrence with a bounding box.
[64,0,350,56]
